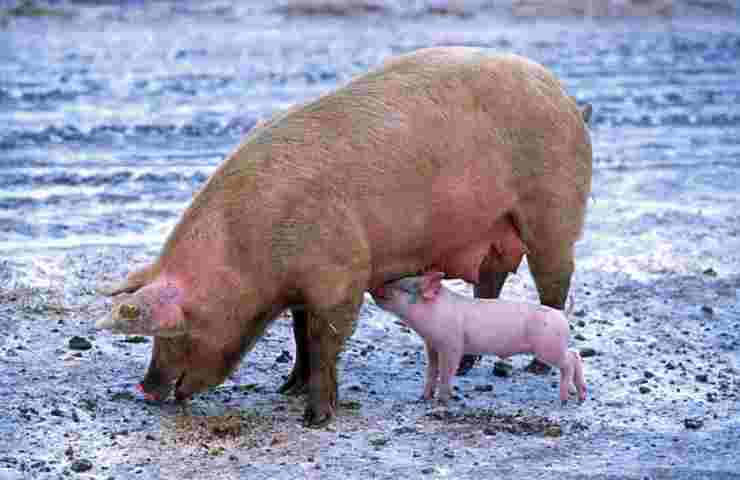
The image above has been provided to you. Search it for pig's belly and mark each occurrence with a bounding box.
[429,240,491,284]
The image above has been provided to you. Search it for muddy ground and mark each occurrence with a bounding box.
[1,1,739,479]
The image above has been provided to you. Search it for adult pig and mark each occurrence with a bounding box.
[96,47,592,427]
[373,272,587,404]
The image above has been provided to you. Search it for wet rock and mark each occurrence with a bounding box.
[68,336,92,351]
[701,305,714,315]
[703,268,718,277]
[639,386,651,394]
[665,361,677,370]
[574,309,587,318]
[69,459,93,473]
[684,418,704,429]
[369,436,389,447]
[474,384,494,392]
[421,466,435,475]
[695,373,709,383]
[574,333,587,341]
[644,371,655,379]
[122,336,149,344]
[493,361,513,377]
[392,425,418,435]
[274,350,292,363]
[579,347,597,358]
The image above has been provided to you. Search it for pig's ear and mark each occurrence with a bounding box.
[421,272,445,300]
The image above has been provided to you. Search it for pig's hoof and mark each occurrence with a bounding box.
[302,405,334,428]
[456,354,480,376]
[278,375,308,396]
[524,358,551,375]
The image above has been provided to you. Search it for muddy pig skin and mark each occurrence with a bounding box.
[96,47,592,427]
[373,272,587,404]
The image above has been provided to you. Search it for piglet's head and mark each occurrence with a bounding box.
[96,282,187,337]
[373,272,445,311]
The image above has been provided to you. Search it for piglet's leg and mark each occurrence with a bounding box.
[437,350,461,405]
[422,340,439,401]
[558,359,576,404]
[571,351,587,401]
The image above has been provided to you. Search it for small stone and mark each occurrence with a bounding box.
[544,425,562,437]
[68,336,92,351]
[392,426,417,435]
[684,417,704,429]
[123,336,149,344]
[701,305,714,315]
[69,459,93,473]
[665,361,676,370]
[579,347,597,358]
[573,309,587,317]
[492,361,513,377]
[50,408,64,417]
[369,436,389,447]
[474,384,494,392]
[695,373,709,383]
[576,320,586,327]
[703,268,717,277]
[275,350,292,363]
[644,371,655,379]
[421,467,435,475]
[574,333,586,341]
[639,386,651,394]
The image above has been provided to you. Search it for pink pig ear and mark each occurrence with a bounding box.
[421,272,445,300]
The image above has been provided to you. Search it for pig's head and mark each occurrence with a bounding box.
[372,272,445,316]
[96,281,187,337]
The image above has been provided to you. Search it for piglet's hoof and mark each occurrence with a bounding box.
[524,358,551,375]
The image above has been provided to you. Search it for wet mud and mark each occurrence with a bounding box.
[1,2,739,479]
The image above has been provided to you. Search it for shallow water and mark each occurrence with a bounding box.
[1,3,739,479]
[1,7,738,257]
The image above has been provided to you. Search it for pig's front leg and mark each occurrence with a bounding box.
[278,308,310,396]
[422,340,439,400]
[303,297,361,427]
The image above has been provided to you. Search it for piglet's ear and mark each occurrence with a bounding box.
[421,272,445,300]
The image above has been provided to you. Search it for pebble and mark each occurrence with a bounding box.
[274,350,292,363]
[574,333,586,341]
[701,305,714,315]
[684,418,704,429]
[70,459,93,473]
[579,347,597,358]
[695,373,709,383]
[644,371,655,379]
[474,384,494,392]
[68,336,92,351]
[639,386,651,394]
[493,361,512,377]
